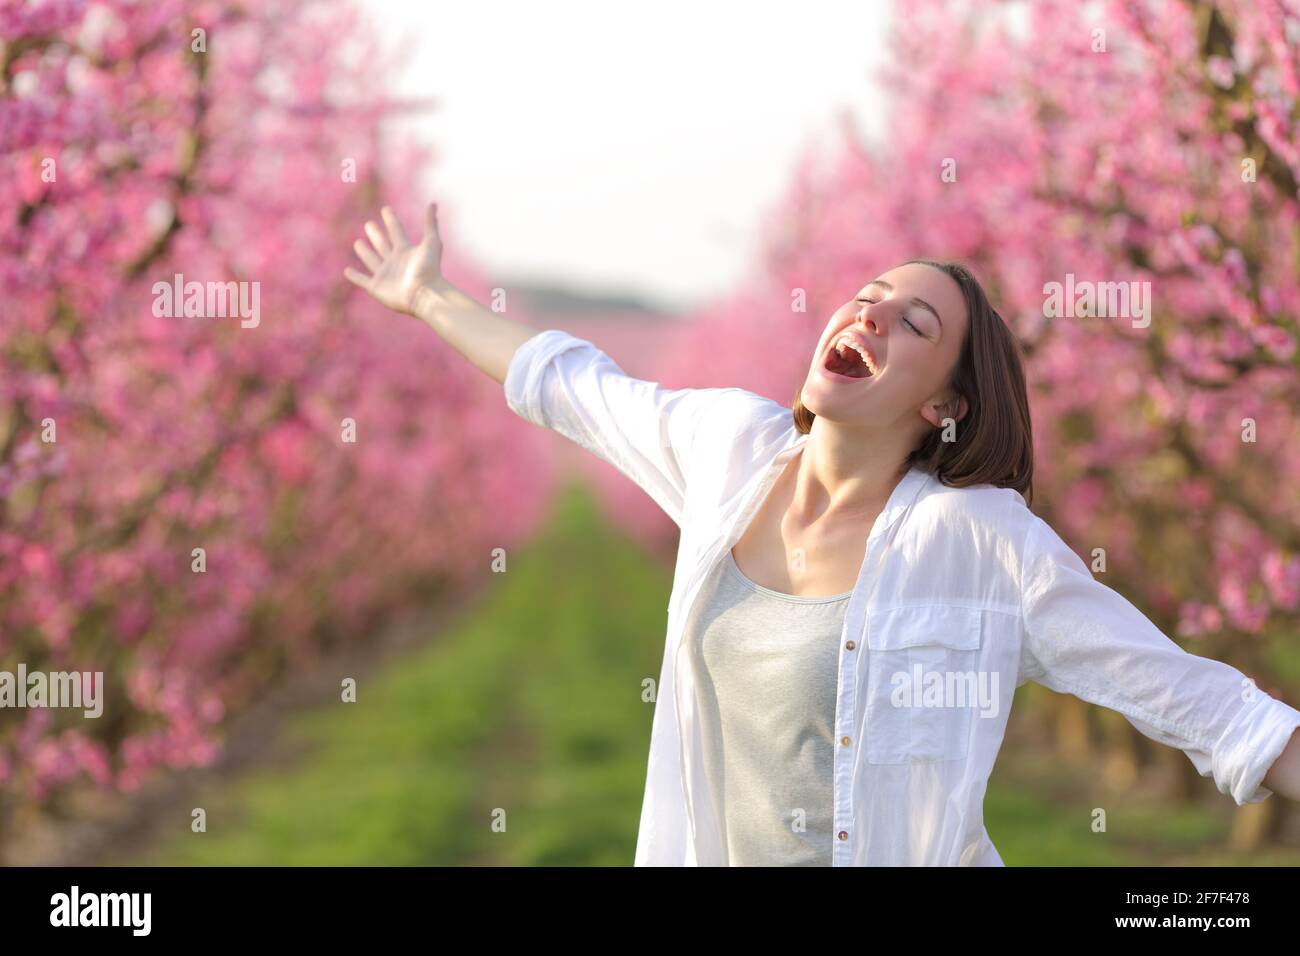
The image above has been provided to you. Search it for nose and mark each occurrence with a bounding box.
[855,302,882,336]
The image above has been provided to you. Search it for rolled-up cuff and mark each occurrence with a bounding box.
[502,328,584,427]
[1214,693,1300,805]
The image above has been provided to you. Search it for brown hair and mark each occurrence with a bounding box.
[792,259,1034,506]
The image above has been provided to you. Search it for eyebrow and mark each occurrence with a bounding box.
[863,279,944,333]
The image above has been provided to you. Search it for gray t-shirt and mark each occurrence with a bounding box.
[684,548,851,866]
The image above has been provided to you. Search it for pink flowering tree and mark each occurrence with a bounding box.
[0,0,551,848]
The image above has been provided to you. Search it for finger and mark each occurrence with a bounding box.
[353,239,382,272]
[381,206,410,248]
[343,266,372,290]
[424,202,440,241]
[364,221,390,256]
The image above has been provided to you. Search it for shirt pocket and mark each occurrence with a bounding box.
[862,605,984,764]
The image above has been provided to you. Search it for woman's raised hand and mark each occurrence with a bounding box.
[344,203,443,315]
[344,200,535,384]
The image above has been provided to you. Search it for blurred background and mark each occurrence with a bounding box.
[2,0,1299,865]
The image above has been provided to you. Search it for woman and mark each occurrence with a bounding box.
[345,202,1300,866]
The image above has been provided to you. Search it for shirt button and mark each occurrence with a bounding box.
[840,735,851,747]
[837,830,848,841]
[845,639,855,650]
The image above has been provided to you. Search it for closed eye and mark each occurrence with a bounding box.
[856,297,925,336]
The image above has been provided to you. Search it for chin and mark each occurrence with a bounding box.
[799,383,846,419]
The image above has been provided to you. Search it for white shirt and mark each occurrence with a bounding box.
[503,328,1300,866]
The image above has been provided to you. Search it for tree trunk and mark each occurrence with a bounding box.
[1055,694,1093,759]
[1098,708,1141,792]
[1228,799,1273,854]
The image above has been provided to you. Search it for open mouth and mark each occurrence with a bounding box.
[823,336,876,379]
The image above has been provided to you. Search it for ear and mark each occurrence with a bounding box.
[919,391,969,430]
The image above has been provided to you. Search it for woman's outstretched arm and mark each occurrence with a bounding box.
[1019,513,1300,807]
[344,200,741,529]
[344,202,535,384]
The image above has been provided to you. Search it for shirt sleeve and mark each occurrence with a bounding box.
[1019,514,1300,806]
[502,328,725,528]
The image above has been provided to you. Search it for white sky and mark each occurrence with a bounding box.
[365,0,891,312]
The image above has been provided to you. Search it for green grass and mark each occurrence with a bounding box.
[118,481,1298,865]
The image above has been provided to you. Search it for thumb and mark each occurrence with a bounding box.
[424,202,440,241]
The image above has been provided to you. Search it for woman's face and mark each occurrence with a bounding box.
[801,262,970,431]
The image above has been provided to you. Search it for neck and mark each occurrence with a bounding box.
[790,417,918,521]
